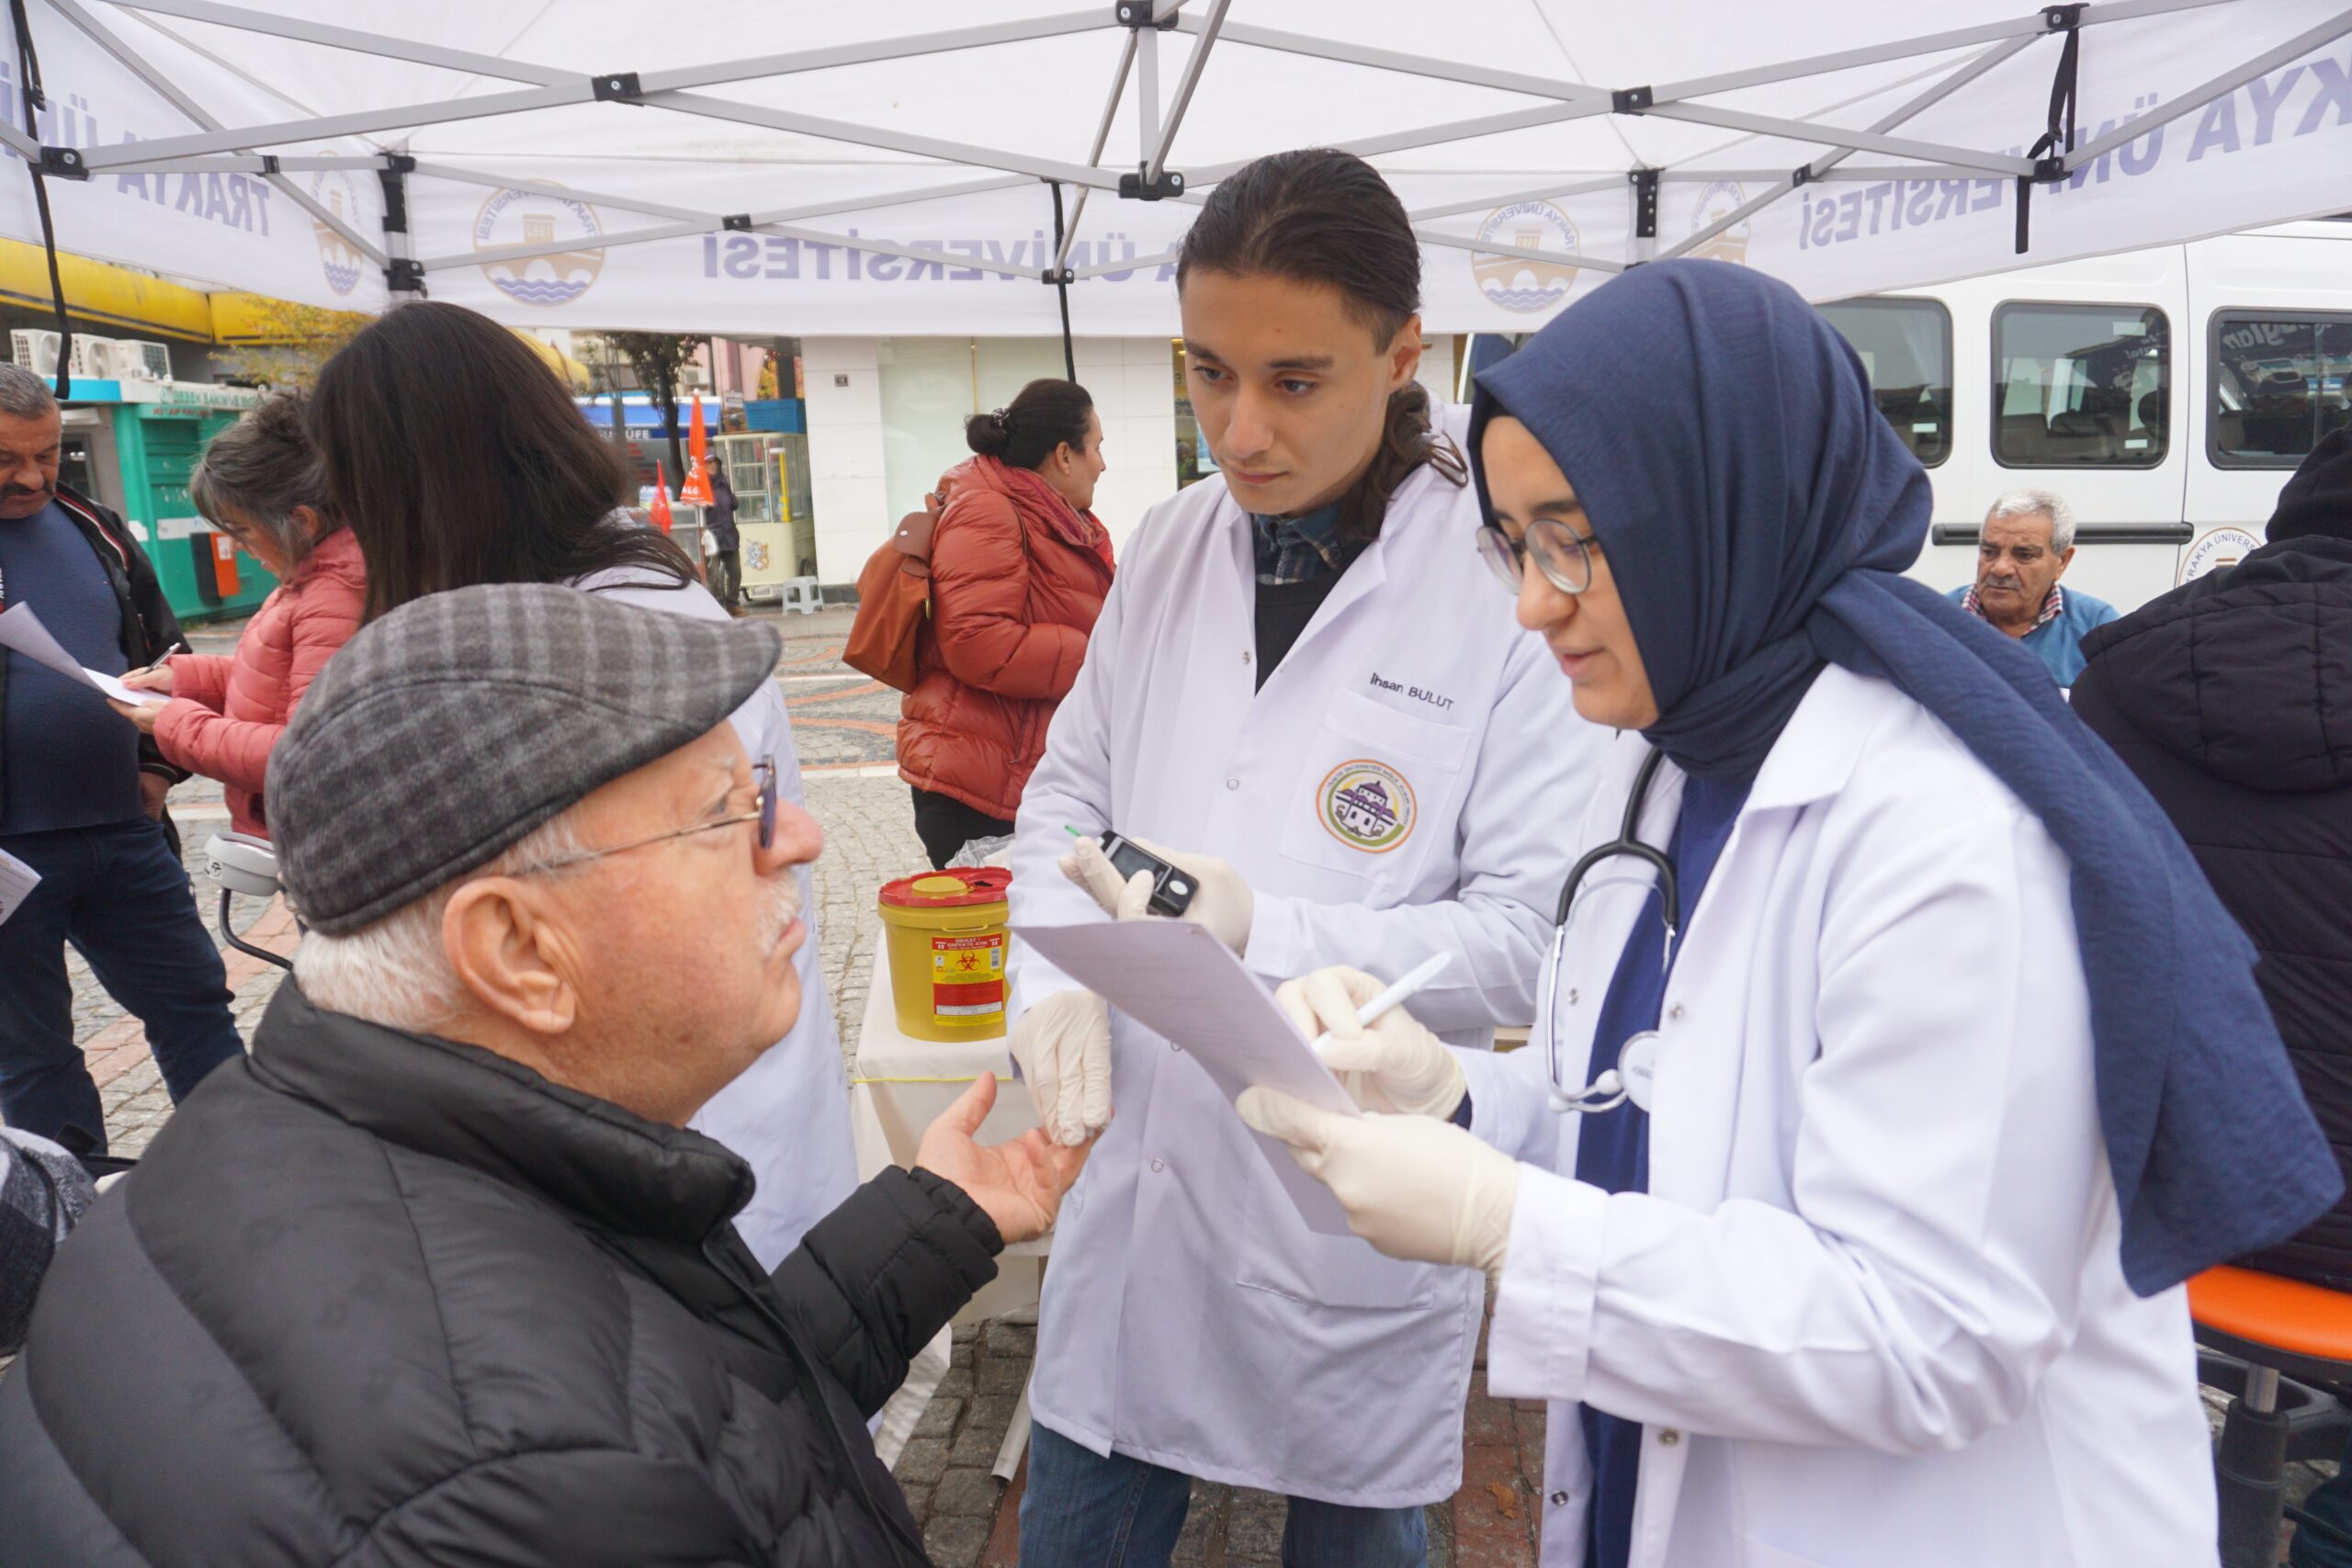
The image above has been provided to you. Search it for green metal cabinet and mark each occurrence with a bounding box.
[60,383,275,625]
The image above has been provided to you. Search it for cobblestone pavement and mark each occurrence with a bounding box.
[48,607,2315,1563]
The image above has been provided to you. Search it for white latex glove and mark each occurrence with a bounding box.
[1007,989,1113,1148]
[1238,1089,1521,1280]
[1060,834,1255,956]
[1275,965,1467,1120]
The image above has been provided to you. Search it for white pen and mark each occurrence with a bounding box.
[1310,952,1452,1057]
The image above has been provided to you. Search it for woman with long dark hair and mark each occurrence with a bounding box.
[306,302,856,1277]
[899,376,1114,869]
[1003,151,1602,1567]
[311,303,694,622]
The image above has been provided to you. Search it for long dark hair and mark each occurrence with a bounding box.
[965,378,1094,472]
[310,301,695,621]
[1176,148,1464,538]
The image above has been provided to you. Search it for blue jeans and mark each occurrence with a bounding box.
[1018,1422,1428,1568]
[0,819,242,1152]
[2294,1434,2352,1567]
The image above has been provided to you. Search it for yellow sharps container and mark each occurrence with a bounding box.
[876,867,1012,1041]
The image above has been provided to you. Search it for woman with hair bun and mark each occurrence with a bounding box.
[899,377,1114,869]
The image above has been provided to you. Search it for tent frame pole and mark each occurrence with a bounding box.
[1412,230,1623,275]
[1145,0,1229,183]
[1057,28,1140,271]
[2063,5,2352,166]
[46,0,386,267]
[14,0,2345,326]
[1411,177,1625,222]
[1659,31,2041,264]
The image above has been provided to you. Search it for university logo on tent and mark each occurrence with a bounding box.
[474,187,605,307]
[310,170,366,296]
[1688,180,1751,265]
[1472,201,1580,314]
[1317,759,1418,854]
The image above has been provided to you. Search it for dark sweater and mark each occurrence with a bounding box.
[2074,535,2352,1289]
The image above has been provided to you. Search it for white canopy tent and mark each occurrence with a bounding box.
[0,0,2346,340]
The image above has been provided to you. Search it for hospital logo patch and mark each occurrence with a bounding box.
[1318,760,1418,853]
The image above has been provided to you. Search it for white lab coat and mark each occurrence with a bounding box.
[1457,665,2215,1567]
[1009,417,1605,1506]
[574,569,858,1271]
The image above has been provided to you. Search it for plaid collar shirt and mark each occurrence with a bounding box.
[1960,581,2066,631]
[1251,502,1349,586]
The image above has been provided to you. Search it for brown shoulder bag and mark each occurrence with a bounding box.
[842,491,944,692]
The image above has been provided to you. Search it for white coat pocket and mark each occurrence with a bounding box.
[1235,1153,1442,1312]
[1276,690,1472,900]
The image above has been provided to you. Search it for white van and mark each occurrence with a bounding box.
[1455,218,2351,616]
[1822,218,2352,615]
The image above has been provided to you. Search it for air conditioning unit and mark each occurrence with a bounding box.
[9,330,58,377]
[679,365,713,391]
[110,339,171,382]
[68,335,113,380]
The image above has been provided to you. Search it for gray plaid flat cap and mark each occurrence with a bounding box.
[267,583,782,934]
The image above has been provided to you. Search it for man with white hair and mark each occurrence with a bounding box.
[0,584,1092,1566]
[1947,488,2118,685]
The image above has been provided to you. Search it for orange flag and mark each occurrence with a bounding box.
[679,392,716,506]
[650,462,674,533]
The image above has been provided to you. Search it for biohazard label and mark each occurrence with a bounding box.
[932,933,1007,1019]
[1317,759,1418,853]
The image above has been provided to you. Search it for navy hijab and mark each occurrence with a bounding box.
[1472,259,2337,1296]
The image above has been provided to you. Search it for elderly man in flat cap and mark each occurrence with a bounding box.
[0,584,1090,1567]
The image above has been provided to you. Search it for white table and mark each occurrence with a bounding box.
[850,923,1044,1475]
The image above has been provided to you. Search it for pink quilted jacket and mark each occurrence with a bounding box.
[153,526,367,839]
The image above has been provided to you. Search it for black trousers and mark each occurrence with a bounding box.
[910,787,1015,871]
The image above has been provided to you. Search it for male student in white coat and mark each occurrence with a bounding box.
[1004,149,1600,1567]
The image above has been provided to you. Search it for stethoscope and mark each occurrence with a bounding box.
[1540,747,1680,1115]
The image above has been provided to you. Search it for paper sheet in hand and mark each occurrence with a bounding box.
[0,848,37,928]
[0,604,158,708]
[1013,919,1361,1235]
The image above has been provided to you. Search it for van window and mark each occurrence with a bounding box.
[1819,299,1951,468]
[1993,303,2169,468]
[2211,311,2352,467]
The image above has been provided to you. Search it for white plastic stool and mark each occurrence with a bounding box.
[781,576,823,615]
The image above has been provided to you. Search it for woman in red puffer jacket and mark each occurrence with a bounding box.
[899,378,1116,868]
[114,394,365,840]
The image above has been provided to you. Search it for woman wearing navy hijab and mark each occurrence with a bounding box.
[1242,259,2337,1567]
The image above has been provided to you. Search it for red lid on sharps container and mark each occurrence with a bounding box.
[877,867,1012,908]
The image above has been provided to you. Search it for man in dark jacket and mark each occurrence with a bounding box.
[0,363,239,1155]
[2073,426,2352,1565]
[0,584,1093,1565]
[707,466,742,610]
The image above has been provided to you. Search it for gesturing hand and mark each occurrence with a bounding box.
[915,1074,1100,1245]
